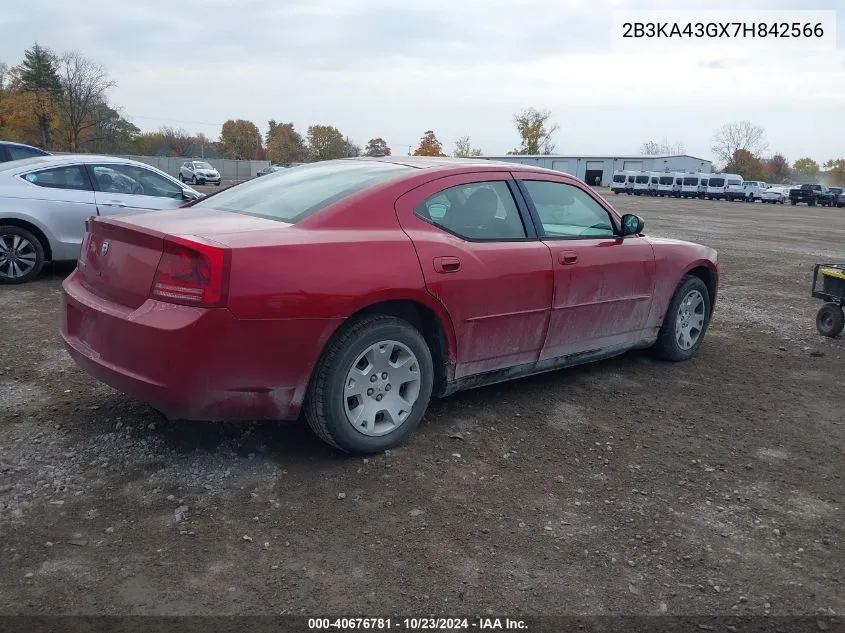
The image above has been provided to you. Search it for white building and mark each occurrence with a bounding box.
[475,154,713,186]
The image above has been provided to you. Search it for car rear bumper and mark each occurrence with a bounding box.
[60,270,340,422]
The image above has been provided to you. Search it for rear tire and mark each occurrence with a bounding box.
[816,303,844,338]
[651,275,712,362]
[305,315,434,454]
[0,225,45,285]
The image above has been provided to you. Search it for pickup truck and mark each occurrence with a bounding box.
[789,184,836,207]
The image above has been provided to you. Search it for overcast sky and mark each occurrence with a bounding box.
[1,0,842,163]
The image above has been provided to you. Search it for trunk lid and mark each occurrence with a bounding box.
[78,208,285,309]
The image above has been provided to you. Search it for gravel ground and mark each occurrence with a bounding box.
[0,193,842,616]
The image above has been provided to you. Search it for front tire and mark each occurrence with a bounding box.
[305,315,434,454]
[0,225,45,285]
[816,303,844,338]
[651,275,712,361]
[191,175,198,185]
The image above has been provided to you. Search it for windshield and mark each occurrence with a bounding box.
[682,177,698,186]
[194,162,214,169]
[192,160,414,222]
[612,175,626,183]
[635,175,649,183]
[659,176,673,185]
[708,177,726,187]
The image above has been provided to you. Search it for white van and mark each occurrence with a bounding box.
[724,174,745,201]
[657,172,684,197]
[680,173,708,198]
[610,170,636,195]
[704,174,725,199]
[741,180,768,202]
[648,172,661,195]
[632,171,651,195]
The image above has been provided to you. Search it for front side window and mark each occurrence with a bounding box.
[9,145,46,160]
[21,165,90,191]
[521,180,615,239]
[91,164,183,199]
[194,160,413,223]
[415,181,526,241]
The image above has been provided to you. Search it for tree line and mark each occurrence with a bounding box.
[640,121,844,185]
[1,44,841,185]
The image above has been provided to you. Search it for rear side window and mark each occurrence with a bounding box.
[415,181,526,241]
[21,165,91,191]
[194,160,413,222]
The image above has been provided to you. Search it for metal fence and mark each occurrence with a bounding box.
[54,152,269,183]
[115,155,269,183]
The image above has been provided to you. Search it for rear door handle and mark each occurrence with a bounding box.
[102,200,128,207]
[558,250,578,265]
[433,256,461,273]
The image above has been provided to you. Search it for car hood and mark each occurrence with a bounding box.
[647,235,718,263]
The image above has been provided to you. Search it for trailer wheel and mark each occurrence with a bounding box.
[816,303,845,338]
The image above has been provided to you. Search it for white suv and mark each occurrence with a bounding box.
[179,160,221,186]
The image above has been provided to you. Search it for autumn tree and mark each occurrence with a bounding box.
[823,159,845,186]
[640,137,685,155]
[364,137,391,156]
[80,103,139,153]
[306,124,346,161]
[710,121,767,166]
[159,125,192,157]
[413,130,446,156]
[266,121,306,164]
[510,108,559,155]
[17,43,62,149]
[54,50,116,151]
[725,149,765,181]
[763,153,791,183]
[219,118,262,159]
[132,131,166,155]
[792,157,820,181]
[193,132,212,158]
[345,138,361,157]
[454,135,482,157]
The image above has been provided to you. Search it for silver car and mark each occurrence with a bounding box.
[178,160,221,186]
[0,154,201,284]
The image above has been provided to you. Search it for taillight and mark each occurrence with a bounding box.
[150,236,230,307]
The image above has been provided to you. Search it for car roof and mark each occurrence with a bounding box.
[0,154,160,174]
[337,155,574,178]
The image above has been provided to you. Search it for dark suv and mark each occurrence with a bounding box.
[0,141,51,163]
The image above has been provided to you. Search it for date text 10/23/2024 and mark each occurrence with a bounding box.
[308,618,528,630]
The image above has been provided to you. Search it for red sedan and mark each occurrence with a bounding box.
[60,157,718,454]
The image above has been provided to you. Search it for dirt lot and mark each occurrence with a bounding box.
[1,194,843,616]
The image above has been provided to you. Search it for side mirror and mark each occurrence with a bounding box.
[182,189,201,201]
[620,213,644,236]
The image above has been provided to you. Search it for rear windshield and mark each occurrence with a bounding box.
[192,160,413,222]
[659,176,673,185]
[612,174,626,183]
[708,177,726,187]
[635,175,649,183]
[701,179,709,186]
[627,176,634,182]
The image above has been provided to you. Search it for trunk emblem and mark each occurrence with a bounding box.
[100,240,110,256]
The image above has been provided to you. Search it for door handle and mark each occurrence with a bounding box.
[102,200,128,207]
[433,256,461,273]
[558,250,578,265]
